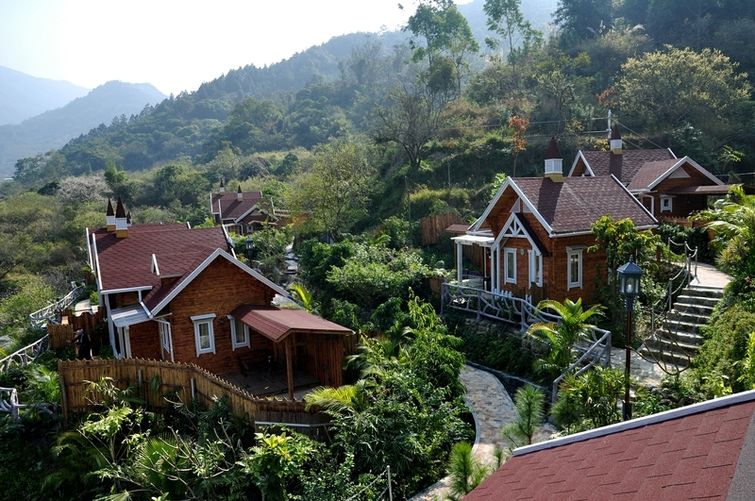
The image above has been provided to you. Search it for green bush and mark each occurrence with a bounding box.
[693,301,755,394]
[458,323,540,381]
[551,367,625,433]
[408,187,469,220]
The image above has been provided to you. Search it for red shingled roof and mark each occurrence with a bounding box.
[627,159,680,191]
[467,392,755,500]
[211,191,263,221]
[511,176,656,234]
[231,305,353,342]
[580,149,675,186]
[92,224,228,291]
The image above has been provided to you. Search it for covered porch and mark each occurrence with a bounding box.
[449,230,495,291]
[231,305,354,400]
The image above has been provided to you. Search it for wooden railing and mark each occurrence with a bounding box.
[0,335,48,373]
[58,358,329,431]
[29,284,86,329]
[441,282,612,403]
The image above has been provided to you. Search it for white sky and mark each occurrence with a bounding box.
[0,0,471,95]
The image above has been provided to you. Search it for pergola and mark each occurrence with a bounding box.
[231,305,353,400]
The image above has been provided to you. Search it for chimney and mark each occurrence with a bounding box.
[610,125,623,154]
[106,198,116,231]
[544,136,564,182]
[219,178,225,193]
[115,197,128,238]
[237,185,243,201]
[609,125,623,180]
[126,211,132,227]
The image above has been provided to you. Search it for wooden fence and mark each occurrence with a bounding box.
[419,212,466,246]
[48,324,75,350]
[58,358,329,431]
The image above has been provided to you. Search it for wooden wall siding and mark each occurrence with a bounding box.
[113,292,139,308]
[58,358,329,428]
[549,235,605,304]
[420,212,465,246]
[300,333,353,388]
[129,321,161,360]
[653,164,719,218]
[163,258,276,375]
[571,159,587,176]
[488,189,519,235]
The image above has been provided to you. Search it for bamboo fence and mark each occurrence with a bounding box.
[58,358,329,430]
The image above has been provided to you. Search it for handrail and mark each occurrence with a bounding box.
[441,282,612,403]
[28,284,85,329]
[0,387,22,419]
[0,335,48,374]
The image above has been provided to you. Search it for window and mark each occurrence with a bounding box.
[228,316,250,350]
[660,196,673,213]
[528,250,542,286]
[504,248,517,284]
[158,321,172,354]
[567,248,583,289]
[191,314,216,355]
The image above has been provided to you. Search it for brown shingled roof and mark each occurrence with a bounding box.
[627,158,680,191]
[512,176,656,234]
[467,392,755,500]
[93,224,228,291]
[231,305,353,342]
[211,191,263,221]
[580,149,675,185]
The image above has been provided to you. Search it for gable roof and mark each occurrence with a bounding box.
[211,191,263,221]
[474,176,657,236]
[467,390,755,500]
[90,224,288,316]
[571,149,676,184]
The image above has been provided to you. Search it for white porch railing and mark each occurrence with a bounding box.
[0,335,49,374]
[28,284,85,329]
[441,282,612,403]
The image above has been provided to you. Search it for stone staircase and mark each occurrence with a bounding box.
[640,286,724,367]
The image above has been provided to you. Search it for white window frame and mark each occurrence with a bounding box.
[504,247,517,284]
[660,195,673,213]
[567,248,583,290]
[191,313,216,355]
[528,250,543,287]
[228,315,251,350]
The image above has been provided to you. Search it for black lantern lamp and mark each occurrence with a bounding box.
[617,260,643,420]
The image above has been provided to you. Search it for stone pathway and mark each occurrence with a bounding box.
[411,365,517,500]
[690,262,731,289]
[610,347,666,388]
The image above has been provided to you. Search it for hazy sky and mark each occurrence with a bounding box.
[0,0,470,95]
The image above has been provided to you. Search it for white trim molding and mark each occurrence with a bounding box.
[646,156,725,191]
[504,247,517,284]
[528,249,543,287]
[192,313,216,356]
[566,247,583,290]
[228,315,251,350]
[567,151,595,177]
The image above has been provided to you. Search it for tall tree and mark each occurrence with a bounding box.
[554,0,613,43]
[286,138,375,239]
[483,0,542,69]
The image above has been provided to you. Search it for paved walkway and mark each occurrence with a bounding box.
[690,262,731,289]
[411,365,517,500]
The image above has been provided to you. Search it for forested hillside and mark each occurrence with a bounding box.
[0,81,165,176]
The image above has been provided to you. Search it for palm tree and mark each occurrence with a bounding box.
[526,298,604,378]
[287,282,317,313]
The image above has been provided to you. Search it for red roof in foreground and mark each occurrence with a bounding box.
[231,305,353,343]
[467,391,755,500]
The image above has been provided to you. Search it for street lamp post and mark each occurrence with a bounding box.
[617,261,643,421]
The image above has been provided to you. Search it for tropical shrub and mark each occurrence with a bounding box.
[444,442,490,500]
[501,385,545,448]
[551,367,625,433]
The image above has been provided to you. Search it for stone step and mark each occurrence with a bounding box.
[668,310,711,325]
[672,303,715,317]
[682,287,724,299]
[644,335,702,353]
[655,326,704,346]
[639,345,692,367]
[661,318,704,334]
[675,295,720,308]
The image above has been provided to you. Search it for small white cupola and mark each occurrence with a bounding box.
[219,178,225,193]
[610,125,623,155]
[106,198,116,231]
[544,136,564,182]
[236,185,243,201]
[115,197,128,238]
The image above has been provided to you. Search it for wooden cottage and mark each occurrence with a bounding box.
[210,182,288,235]
[453,138,657,304]
[86,199,352,399]
[569,126,730,222]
